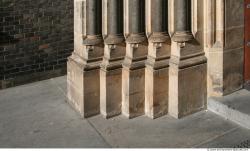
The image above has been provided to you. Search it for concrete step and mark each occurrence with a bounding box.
[208,89,250,129]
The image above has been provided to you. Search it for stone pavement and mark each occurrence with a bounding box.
[0,76,250,148]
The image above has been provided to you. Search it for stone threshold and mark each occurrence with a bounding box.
[208,88,250,129]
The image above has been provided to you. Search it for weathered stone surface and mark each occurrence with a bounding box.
[145,0,170,119]
[223,48,244,95]
[208,89,250,130]
[145,43,170,119]
[100,0,125,118]
[207,48,224,96]
[169,62,207,118]
[122,67,145,118]
[100,68,122,118]
[1,77,249,148]
[122,0,148,118]
[121,43,147,119]
[205,0,245,97]
[66,0,245,120]
[168,0,207,119]
[145,67,169,119]
[67,0,103,118]
[67,56,101,117]
[168,47,207,118]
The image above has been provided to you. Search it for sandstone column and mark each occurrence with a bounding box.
[122,0,148,118]
[145,0,171,119]
[168,0,207,118]
[100,0,125,118]
[67,0,103,118]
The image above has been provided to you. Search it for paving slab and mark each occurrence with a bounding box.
[88,111,241,148]
[198,127,250,148]
[0,79,109,148]
[51,76,67,96]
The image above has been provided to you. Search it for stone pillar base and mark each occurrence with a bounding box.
[122,67,145,119]
[144,40,170,119]
[67,55,100,118]
[99,43,125,118]
[100,68,122,118]
[169,61,207,119]
[145,67,169,119]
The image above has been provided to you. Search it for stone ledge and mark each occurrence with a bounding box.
[208,89,250,129]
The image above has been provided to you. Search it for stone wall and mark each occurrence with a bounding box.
[205,0,245,97]
[223,0,244,94]
[0,0,73,89]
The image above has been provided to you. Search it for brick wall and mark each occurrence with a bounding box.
[0,0,73,89]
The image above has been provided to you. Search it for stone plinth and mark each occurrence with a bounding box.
[100,43,125,118]
[168,0,207,119]
[145,42,170,119]
[67,0,103,118]
[168,42,207,119]
[67,48,103,117]
[122,43,147,119]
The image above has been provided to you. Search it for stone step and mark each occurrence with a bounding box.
[208,88,250,129]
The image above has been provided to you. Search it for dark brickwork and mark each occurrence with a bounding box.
[0,0,73,89]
